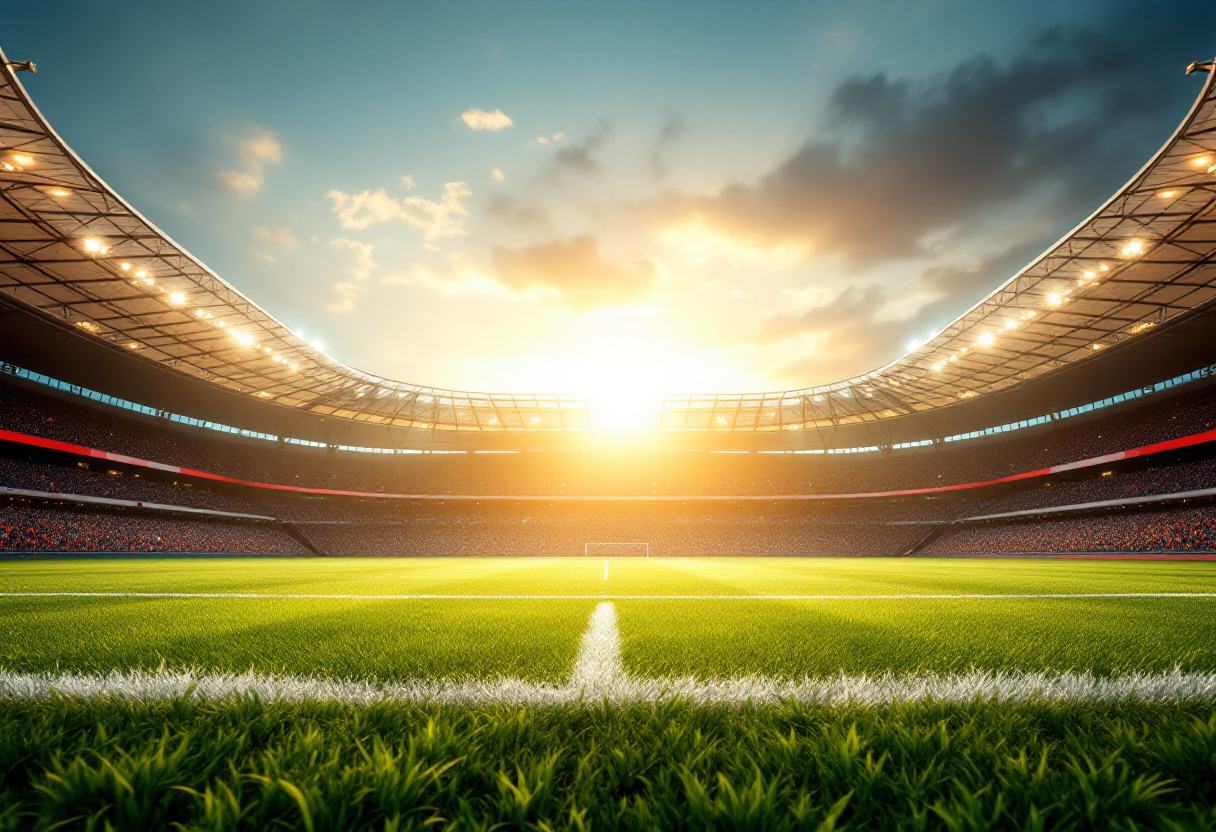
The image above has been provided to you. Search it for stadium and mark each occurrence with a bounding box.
[2,6,1216,829]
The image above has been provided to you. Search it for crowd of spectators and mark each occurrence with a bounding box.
[0,457,270,514]
[299,510,929,557]
[2,376,1215,498]
[0,501,307,554]
[967,457,1216,516]
[924,504,1216,555]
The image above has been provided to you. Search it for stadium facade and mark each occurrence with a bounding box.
[2,47,1216,454]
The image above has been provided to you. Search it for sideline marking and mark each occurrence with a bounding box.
[1,591,1215,601]
[2,604,1215,706]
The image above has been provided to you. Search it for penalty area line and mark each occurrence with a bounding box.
[1,591,1216,601]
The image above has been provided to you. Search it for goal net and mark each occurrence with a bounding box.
[585,542,650,557]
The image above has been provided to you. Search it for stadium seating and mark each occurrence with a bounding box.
[0,500,306,555]
[1,376,1214,556]
[923,504,1216,556]
[2,377,1215,497]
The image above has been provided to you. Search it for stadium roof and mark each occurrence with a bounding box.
[3,46,1216,437]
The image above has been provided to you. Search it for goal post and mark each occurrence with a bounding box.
[585,542,650,557]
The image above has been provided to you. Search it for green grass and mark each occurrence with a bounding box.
[1,698,1214,831]
[0,597,591,681]
[617,597,1216,677]
[2,558,1215,680]
[3,557,1216,828]
[4,556,1216,596]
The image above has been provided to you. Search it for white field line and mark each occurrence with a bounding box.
[2,592,1216,601]
[2,667,1215,707]
[4,602,1215,706]
[570,601,622,695]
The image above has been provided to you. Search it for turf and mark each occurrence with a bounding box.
[5,556,1216,596]
[2,558,1215,681]
[1,698,1214,831]
[0,597,592,682]
[617,597,1216,677]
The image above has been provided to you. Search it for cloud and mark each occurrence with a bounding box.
[658,9,1199,269]
[489,234,658,309]
[650,116,686,179]
[327,182,471,240]
[218,127,282,196]
[492,168,505,181]
[762,284,910,382]
[400,175,415,190]
[326,238,377,311]
[763,240,1046,382]
[252,225,298,249]
[549,124,611,177]
[483,192,551,229]
[460,108,513,131]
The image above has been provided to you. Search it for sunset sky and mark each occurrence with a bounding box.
[7,0,1214,395]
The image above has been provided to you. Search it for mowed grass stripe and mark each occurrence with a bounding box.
[617,596,1216,677]
[0,596,594,682]
[4,591,1216,599]
[5,557,1216,598]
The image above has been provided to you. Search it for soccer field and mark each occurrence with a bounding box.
[3,556,1216,828]
[3,556,1216,687]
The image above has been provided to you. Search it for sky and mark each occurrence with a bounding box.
[6,0,1215,396]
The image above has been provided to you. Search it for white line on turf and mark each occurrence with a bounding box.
[1,592,1215,600]
[570,601,622,695]
[2,602,1214,706]
[2,667,1214,706]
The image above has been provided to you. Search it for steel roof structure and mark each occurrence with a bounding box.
[3,46,1216,435]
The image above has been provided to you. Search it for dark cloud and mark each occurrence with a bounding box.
[483,192,552,229]
[766,284,905,381]
[663,2,1211,270]
[766,240,1067,380]
[650,115,686,180]
[490,234,657,309]
[549,123,612,178]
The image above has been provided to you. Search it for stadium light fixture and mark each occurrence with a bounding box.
[1121,239,1145,256]
[120,263,131,271]
[1158,190,1177,198]
[1047,293,1062,306]
[2,153,33,170]
[46,188,71,198]
[168,292,186,306]
[978,333,994,346]
[82,238,107,255]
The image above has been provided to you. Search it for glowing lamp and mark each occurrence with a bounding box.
[978,333,994,346]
